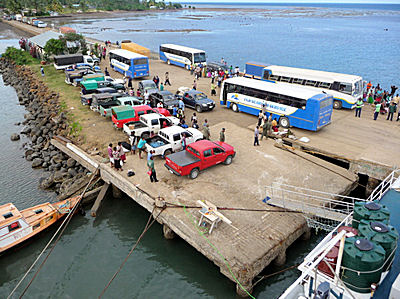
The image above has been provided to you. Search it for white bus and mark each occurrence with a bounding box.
[109,49,149,78]
[220,77,333,131]
[159,44,206,70]
[244,62,363,109]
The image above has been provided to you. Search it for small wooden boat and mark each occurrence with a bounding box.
[0,196,80,254]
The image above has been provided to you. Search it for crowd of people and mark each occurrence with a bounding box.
[356,82,399,121]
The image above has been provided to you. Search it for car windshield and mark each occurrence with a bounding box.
[163,94,174,101]
[144,82,156,90]
[195,93,207,100]
[194,53,206,63]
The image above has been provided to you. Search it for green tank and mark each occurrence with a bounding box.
[358,220,399,271]
[352,201,390,229]
[341,237,386,293]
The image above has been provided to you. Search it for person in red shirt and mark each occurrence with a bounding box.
[367,81,372,91]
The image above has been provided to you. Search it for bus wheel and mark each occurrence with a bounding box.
[232,103,239,112]
[333,100,342,109]
[167,59,171,65]
[279,116,290,128]
[185,64,190,70]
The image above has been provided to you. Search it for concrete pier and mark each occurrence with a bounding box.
[51,121,357,295]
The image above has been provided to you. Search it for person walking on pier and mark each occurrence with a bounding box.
[164,72,171,86]
[373,102,382,120]
[387,102,397,121]
[254,126,260,146]
[219,128,225,142]
[211,83,217,96]
[147,156,158,183]
[355,98,363,117]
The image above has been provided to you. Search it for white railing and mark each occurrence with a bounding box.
[265,184,365,221]
[368,169,400,202]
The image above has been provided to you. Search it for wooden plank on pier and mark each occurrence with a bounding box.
[91,183,109,217]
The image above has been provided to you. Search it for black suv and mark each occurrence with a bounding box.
[182,90,215,113]
[149,90,179,111]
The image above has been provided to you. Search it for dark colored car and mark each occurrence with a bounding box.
[97,81,125,92]
[206,61,228,73]
[149,90,179,110]
[138,80,159,96]
[182,90,215,113]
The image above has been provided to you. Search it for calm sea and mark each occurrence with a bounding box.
[53,2,400,90]
[0,3,399,298]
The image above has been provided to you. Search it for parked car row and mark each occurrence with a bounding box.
[13,14,47,28]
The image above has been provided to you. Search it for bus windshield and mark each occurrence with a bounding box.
[353,80,363,96]
[194,53,206,63]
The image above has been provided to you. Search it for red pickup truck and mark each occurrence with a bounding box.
[164,140,236,179]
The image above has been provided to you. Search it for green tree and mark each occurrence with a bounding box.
[44,38,66,56]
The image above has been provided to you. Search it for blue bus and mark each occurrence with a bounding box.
[159,44,206,70]
[109,49,149,78]
[244,62,363,110]
[221,77,333,131]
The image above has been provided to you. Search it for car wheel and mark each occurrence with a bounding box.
[224,155,233,165]
[333,100,342,109]
[278,116,290,129]
[190,168,199,179]
[167,59,171,65]
[196,105,202,113]
[163,149,172,158]
[232,103,239,112]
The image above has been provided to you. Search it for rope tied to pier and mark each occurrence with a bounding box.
[98,205,165,298]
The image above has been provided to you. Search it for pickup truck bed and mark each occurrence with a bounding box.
[146,136,168,148]
[167,150,200,167]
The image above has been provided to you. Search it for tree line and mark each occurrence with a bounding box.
[1,0,182,15]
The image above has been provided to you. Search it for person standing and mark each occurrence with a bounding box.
[219,128,225,142]
[128,77,132,89]
[137,137,147,159]
[211,71,216,84]
[164,72,171,86]
[40,66,44,77]
[374,102,382,120]
[217,75,222,88]
[160,82,164,91]
[260,119,268,141]
[144,90,149,103]
[254,126,260,146]
[387,102,396,121]
[258,110,264,126]
[211,83,217,96]
[117,142,126,164]
[147,156,158,182]
[193,80,197,90]
[104,67,110,77]
[130,132,137,155]
[181,135,187,150]
[202,120,210,140]
[178,98,185,113]
[355,98,363,117]
[108,143,114,167]
[113,147,122,171]
[191,112,197,125]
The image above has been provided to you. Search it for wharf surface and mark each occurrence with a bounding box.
[51,121,357,294]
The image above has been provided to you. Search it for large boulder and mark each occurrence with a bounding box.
[10,133,20,141]
[32,158,44,168]
[66,158,76,168]
[53,171,69,183]
[39,174,55,189]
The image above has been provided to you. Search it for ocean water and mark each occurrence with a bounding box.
[54,3,400,90]
[0,3,399,298]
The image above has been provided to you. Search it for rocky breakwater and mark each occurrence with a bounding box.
[0,58,93,198]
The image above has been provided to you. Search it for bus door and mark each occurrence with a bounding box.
[222,84,228,105]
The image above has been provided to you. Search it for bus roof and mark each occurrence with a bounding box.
[266,65,362,84]
[109,49,148,60]
[160,44,205,54]
[224,77,328,100]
